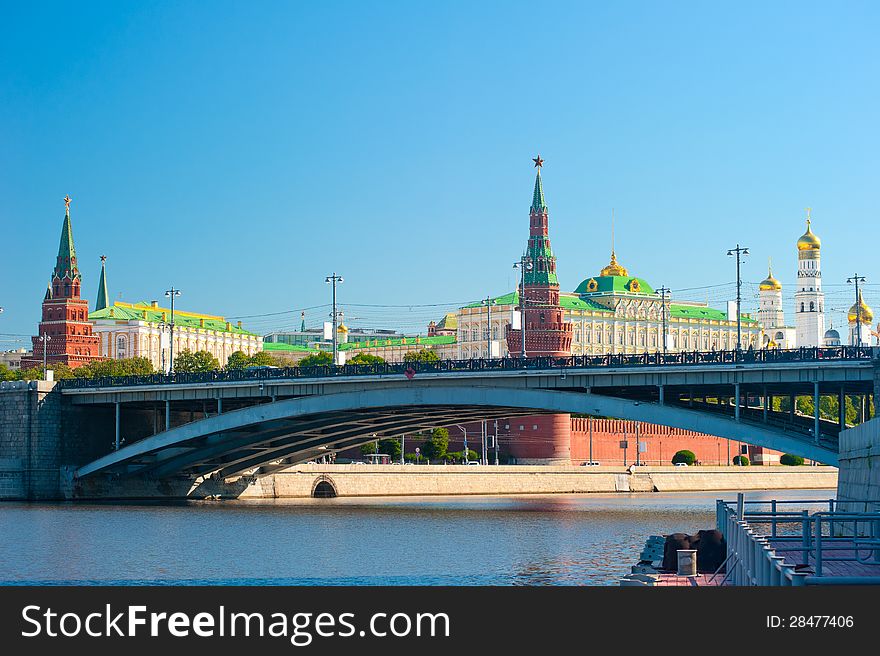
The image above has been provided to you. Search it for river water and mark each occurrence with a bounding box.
[0,489,833,586]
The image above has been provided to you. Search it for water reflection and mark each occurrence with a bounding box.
[0,489,834,586]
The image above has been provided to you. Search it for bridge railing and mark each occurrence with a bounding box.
[58,346,875,390]
[717,495,880,585]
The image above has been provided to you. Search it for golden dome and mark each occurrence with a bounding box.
[848,291,873,325]
[337,323,349,333]
[797,219,821,251]
[599,250,629,277]
[759,260,782,291]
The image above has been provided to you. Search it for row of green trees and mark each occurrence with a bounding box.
[671,449,806,466]
[0,346,443,381]
[359,427,462,463]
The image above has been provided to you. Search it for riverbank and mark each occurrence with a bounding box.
[65,464,839,500]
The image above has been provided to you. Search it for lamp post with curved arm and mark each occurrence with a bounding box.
[455,424,469,464]
[164,287,181,372]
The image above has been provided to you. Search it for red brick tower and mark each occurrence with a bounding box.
[506,156,573,356]
[21,196,101,371]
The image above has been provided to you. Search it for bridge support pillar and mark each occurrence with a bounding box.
[218,398,223,415]
[814,382,820,444]
[839,388,846,431]
[763,387,769,422]
[735,383,741,422]
[165,400,170,431]
[789,393,796,423]
[114,402,121,451]
[658,385,665,406]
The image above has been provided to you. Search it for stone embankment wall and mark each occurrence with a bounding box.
[69,464,838,500]
[836,417,879,505]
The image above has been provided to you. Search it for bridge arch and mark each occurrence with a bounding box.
[75,385,839,480]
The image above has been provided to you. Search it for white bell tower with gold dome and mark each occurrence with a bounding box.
[794,210,825,347]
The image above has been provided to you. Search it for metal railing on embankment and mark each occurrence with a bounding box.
[716,494,880,585]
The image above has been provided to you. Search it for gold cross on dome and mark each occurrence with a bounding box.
[805,207,812,221]
[64,195,71,211]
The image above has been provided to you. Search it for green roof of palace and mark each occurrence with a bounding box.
[464,290,756,323]
[670,304,758,323]
[89,303,260,336]
[339,335,455,351]
[262,341,320,352]
[465,292,612,312]
[574,275,656,295]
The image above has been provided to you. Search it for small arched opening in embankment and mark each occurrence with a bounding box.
[312,477,338,498]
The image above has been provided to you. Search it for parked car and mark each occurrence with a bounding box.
[466,461,480,465]
[674,462,689,467]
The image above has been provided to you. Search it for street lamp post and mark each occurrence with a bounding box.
[847,274,867,347]
[480,296,497,358]
[455,425,469,464]
[512,256,533,358]
[164,287,181,372]
[726,245,749,351]
[657,286,670,354]
[325,273,344,365]
[39,333,51,379]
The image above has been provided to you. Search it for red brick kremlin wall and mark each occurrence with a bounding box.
[452,415,780,466]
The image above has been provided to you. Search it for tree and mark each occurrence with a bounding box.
[0,363,14,381]
[247,351,277,367]
[403,349,440,364]
[780,453,805,466]
[173,350,220,373]
[348,352,385,365]
[17,363,76,380]
[672,449,696,465]
[225,351,250,370]
[298,351,333,367]
[732,455,750,466]
[421,427,449,461]
[73,357,154,378]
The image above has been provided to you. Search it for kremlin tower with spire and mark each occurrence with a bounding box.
[505,157,573,357]
[21,196,101,371]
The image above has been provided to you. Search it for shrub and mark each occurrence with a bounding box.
[671,449,696,465]
[780,453,805,466]
[732,455,750,466]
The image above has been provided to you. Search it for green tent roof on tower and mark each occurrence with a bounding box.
[95,257,109,311]
[54,196,80,281]
[531,168,547,213]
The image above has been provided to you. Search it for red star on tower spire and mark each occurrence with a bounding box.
[532,155,544,168]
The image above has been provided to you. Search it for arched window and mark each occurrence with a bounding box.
[810,301,815,312]
[800,303,805,312]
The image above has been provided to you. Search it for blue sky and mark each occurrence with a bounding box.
[2,1,878,341]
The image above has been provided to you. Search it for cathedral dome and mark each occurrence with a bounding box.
[759,269,782,291]
[847,291,873,325]
[797,219,821,251]
[824,328,840,340]
[599,251,628,277]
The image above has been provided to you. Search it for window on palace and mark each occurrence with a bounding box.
[810,302,815,311]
